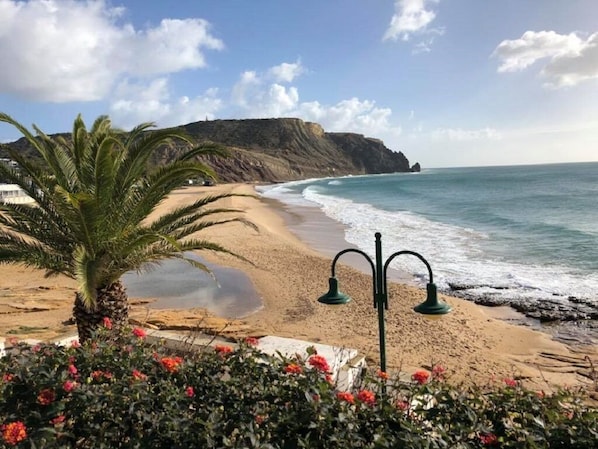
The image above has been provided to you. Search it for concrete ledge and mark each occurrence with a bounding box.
[2,331,367,390]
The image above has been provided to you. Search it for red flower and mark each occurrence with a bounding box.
[377,369,389,380]
[50,415,66,426]
[132,328,147,338]
[411,370,430,385]
[185,386,195,397]
[214,345,233,354]
[357,389,376,406]
[132,369,147,381]
[244,337,259,346]
[479,432,498,445]
[254,414,266,425]
[37,388,56,405]
[91,370,112,381]
[32,344,41,353]
[63,380,77,393]
[284,363,303,374]
[325,374,334,384]
[70,340,81,348]
[336,391,355,404]
[504,378,517,388]
[308,355,331,373]
[396,400,410,411]
[432,364,446,380]
[1,421,27,446]
[102,316,112,329]
[160,356,183,373]
[2,373,14,383]
[68,364,78,376]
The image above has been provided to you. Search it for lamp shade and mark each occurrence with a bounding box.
[413,283,452,315]
[318,277,351,305]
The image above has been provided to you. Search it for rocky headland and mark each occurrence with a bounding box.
[1,117,419,184]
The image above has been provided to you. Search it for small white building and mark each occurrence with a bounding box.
[0,184,35,204]
[0,158,18,169]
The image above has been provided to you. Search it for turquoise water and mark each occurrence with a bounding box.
[260,162,598,317]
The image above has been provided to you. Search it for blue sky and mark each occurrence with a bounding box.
[0,0,597,168]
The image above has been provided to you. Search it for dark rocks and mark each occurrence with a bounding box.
[445,283,598,325]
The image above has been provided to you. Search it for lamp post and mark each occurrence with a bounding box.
[317,232,451,373]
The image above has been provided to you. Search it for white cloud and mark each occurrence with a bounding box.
[0,0,223,102]
[231,69,299,116]
[109,79,222,129]
[383,0,440,42]
[493,30,598,87]
[268,60,305,83]
[123,18,224,76]
[298,98,399,138]
[266,84,300,115]
[432,127,501,141]
[493,31,584,72]
[231,71,260,108]
[229,63,402,141]
[541,33,598,87]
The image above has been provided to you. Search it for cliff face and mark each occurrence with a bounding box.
[173,118,417,182]
[1,118,418,183]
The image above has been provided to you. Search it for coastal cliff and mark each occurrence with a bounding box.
[1,117,418,183]
[159,118,417,182]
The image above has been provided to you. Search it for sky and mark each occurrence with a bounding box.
[0,0,597,168]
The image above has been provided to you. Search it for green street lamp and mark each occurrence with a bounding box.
[318,232,451,373]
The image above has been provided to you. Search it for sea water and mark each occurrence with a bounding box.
[259,162,598,326]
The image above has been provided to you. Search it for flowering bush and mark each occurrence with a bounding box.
[1,327,596,448]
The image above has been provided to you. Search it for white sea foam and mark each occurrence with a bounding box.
[257,180,323,207]
[299,186,598,304]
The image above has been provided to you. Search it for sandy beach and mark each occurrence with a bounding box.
[1,184,597,393]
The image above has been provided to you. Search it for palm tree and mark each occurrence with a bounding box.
[0,113,253,342]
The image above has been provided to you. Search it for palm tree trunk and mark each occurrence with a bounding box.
[72,280,130,343]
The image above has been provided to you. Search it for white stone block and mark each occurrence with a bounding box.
[256,336,366,391]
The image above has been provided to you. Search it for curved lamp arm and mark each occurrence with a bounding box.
[330,248,377,308]
[382,250,434,307]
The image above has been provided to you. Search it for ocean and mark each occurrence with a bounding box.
[259,162,598,339]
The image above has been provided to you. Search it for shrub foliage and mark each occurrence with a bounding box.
[1,327,596,448]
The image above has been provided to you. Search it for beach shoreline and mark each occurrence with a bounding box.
[0,183,597,391]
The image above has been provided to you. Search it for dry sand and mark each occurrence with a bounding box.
[1,184,597,394]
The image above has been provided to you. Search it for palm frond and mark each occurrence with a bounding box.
[123,161,217,226]
[1,112,251,310]
[74,246,101,307]
[172,217,257,241]
[177,141,230,161]
[148,192,255,232]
